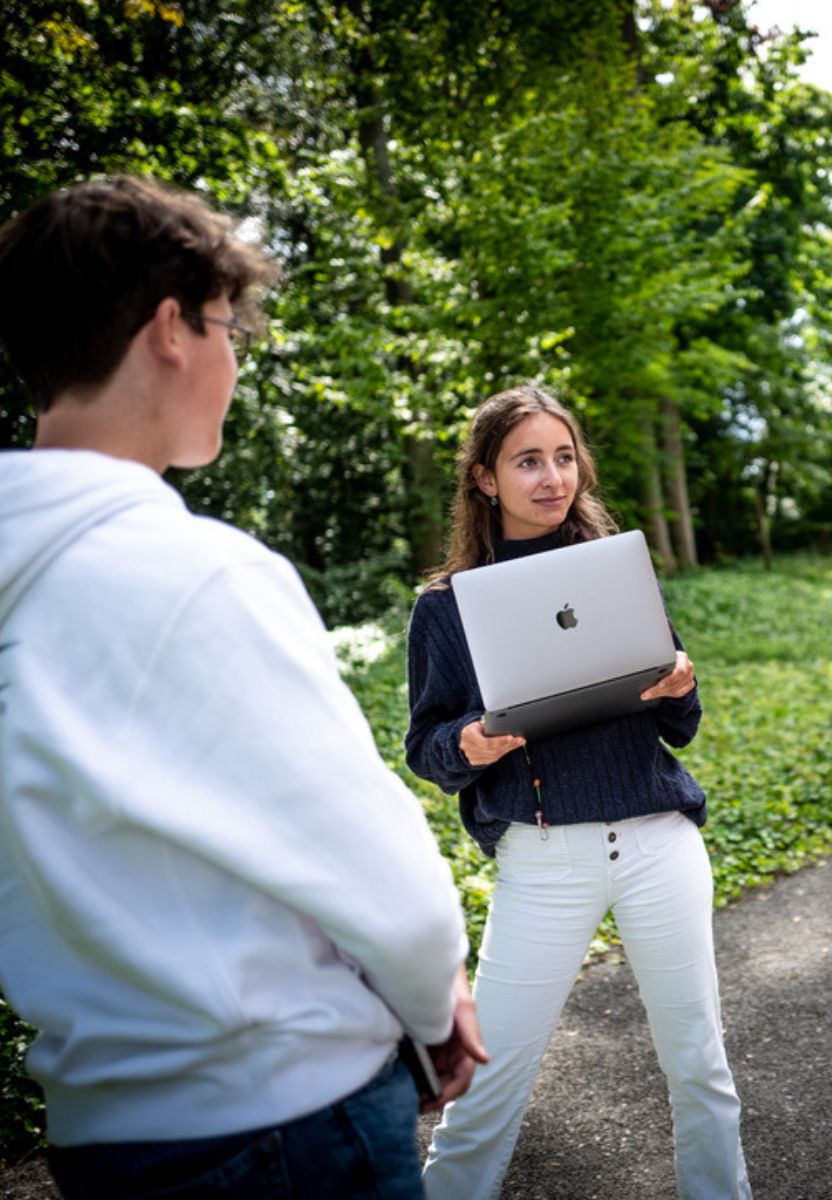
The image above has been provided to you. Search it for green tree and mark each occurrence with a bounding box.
[2,0,830,614]
[640,0,832,563]
[0,0,286,438]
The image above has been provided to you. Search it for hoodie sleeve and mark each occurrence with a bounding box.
[113,553,468,1044]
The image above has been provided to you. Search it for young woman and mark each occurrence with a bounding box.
[406,385,752,1199]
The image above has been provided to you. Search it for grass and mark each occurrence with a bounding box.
[338,552,832,963]
[660,555,832,902]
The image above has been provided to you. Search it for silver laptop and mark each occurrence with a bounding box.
[451,530,676,738]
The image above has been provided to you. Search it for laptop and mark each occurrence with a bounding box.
[451,530,676,738]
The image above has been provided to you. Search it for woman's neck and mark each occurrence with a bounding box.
[492,526,567,563]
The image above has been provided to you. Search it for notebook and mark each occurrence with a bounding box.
[450,529,676,738]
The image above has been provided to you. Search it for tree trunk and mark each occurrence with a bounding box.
[642,415,678,572]
[620,3,648,86]
[403,433,445,570]
[660,396,698,569]
[346,0,443,573]
[620,10,681,577]
[752,463,774,571]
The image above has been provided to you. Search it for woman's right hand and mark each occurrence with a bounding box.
[459,718,526,766]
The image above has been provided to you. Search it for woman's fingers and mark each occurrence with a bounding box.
[641,651,695,701]
[460,719,525,765]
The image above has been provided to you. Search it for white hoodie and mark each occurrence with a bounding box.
[0,449,467,1146]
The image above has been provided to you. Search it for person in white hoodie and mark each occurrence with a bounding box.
[0,175,485,1200]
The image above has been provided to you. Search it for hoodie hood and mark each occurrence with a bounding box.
[0,449,183,626]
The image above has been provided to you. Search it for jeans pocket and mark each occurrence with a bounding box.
[630,810,690,859]
[152,1131,290,1198]
[495,822,573,885]
[295,1060,421,1199]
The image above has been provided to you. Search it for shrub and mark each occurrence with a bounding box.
[0,998,45,1168]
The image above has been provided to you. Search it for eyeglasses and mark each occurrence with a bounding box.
[182,312,255,363]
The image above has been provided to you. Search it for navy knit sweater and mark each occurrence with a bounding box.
[405,528,706,857]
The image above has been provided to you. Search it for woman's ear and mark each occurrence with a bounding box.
[472,463,497,497]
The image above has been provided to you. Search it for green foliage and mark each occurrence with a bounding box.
[219,0,832,587]
[2,0,831,607]
[641,0,832,559]
[661,556,832,900]
[0,999,45,1168]
[299,546,413,627]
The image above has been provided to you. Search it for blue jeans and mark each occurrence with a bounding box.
[48,1056,423,1199]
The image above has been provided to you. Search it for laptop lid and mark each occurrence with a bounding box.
[450,530,676,738]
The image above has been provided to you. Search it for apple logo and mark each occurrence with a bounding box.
[556,603,578,630]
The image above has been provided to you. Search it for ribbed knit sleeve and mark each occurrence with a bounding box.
[405,585,487,794]
[654,625,702,748]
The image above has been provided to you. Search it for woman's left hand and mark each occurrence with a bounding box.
[640,650,695,701]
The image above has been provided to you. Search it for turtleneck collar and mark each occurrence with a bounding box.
[492,526,567,563]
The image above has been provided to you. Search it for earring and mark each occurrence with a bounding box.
[489,495,499,508]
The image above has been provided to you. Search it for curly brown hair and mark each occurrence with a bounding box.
[429,384,617,584]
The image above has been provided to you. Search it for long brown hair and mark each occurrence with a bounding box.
[429,384,617,583]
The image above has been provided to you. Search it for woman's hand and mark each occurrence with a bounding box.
[459,718,525,766]
[641,650,695,701]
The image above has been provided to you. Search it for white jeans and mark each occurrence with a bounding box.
[424,813,752,1200]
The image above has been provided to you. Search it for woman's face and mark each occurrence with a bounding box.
[474,412,578,540]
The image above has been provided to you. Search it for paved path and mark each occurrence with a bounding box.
[3,861,830,1199]
[419,858,832,1199]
